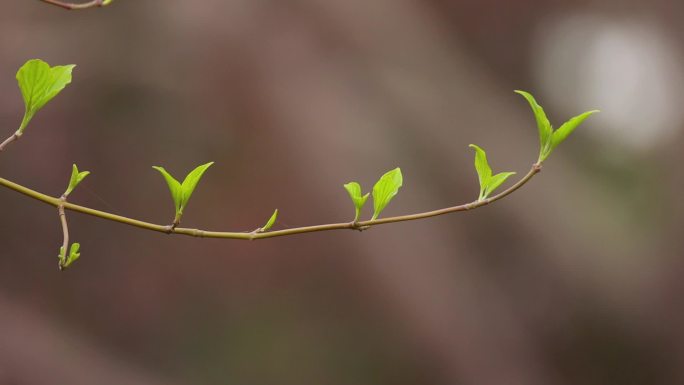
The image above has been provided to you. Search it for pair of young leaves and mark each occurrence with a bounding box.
[344,168,403,223]
[344,149,509,219]
[157,163,403,227]
[153,163,279,232]
[342,90,599,214]
[515,90,599,163]
[469,91,599,201]
[153,163,214,226]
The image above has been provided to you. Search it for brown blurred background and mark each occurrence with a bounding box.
[1,1,683,384]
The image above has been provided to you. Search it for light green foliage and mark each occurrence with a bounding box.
[103,0,114,5]
[16,59,75,134]
[64,164,90,197]
[153,166,183,213]
[371,168,403,220]
[58,243,80,269]
[153,162,214,223]
[551,110,598,151]
[179,162,214,211]
[261,209,279,232]
[514,90,551,161]
[343,182,370,222]
[487,172,516,196]
[469,144,515,201]
[514,90,598,162]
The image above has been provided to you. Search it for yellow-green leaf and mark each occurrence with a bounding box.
[180,162,214,213]
[153,166,183,214]
[371,168,403,220]
[344,182,370,222]
[469,144,491,200]
[16,59,75,133]
[515,90,553,162]
[485,172,516,197]
[261,209,279,232]
[550,110,600,154]
[64,164,90,197]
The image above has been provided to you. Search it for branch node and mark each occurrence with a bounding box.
[349,221,370,232]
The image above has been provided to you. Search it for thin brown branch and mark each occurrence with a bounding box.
[0,133,20,152]
[57,198,69,270]
[0,164,541,241]
[39,0,106,10]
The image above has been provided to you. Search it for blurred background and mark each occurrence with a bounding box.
[0,1,683,384]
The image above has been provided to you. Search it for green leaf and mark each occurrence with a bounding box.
[153,162,214,224]
[515,90,599,162]
[514,90,553,162]
[261,209,279,232]
[64,164,90,197]
[469,144,516,200]
[469,144,491,200]
[180,162,214,212]
[64,243,81,268]
[58,243,81,269]
[550,110,600,154]
[344,182,370,222]
[485,172,516,197]
[152,166,183,214]
[16,59,75,134]
[371,168,403,220]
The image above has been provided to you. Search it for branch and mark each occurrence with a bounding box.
[0,132,21,152]
[38,0,109,10]
[0,164,541,240]
[57,198,69,269]
[1,29,596,270]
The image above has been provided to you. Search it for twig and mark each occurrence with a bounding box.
[0,164,541,240]
[0,133,21,152]
[57,197,69,270]
[39,0,106,10]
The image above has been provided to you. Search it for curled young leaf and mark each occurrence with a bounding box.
[64,243,81,268]
[344,182,370,222]
[64,164,90,197]
[371,168,403,220]
[58,243,81,269]
[16,59,75,134]
[261,209,279,232]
